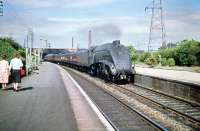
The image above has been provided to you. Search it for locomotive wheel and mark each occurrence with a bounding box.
[96,65,101,77]
[104,66,111,82]
[127,76,131,82]
[89,69,94,76]
[111,76,116,82]
[89,65,96,76]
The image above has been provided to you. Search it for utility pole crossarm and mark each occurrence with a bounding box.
[145,7,153,11]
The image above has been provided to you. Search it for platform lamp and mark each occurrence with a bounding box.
[0,1,3,16]
[40,38,48,64]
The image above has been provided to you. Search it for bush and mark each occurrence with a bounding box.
[188,55,198,65]
[145,56,157,66]
[161,58,167,66]
[158,48,175,59]
[139,52,151,62]
[175,39,200,66]
[152,52,160,62]
[167,58,175,67]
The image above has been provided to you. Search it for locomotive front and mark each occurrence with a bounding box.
[92,40,134,81]
[109,41,134,80]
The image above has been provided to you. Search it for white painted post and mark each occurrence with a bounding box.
[38,49,41,65]
[26,48,29,76]
[34,49,37,68]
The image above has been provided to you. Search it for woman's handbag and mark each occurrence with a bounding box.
[20,68,26,77]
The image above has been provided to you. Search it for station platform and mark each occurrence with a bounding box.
[135,67,200,86]
[135,66,200,104]
[0,62,112,131]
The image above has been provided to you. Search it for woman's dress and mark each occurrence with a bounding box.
[0,60,9,83]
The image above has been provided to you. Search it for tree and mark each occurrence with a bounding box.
[0,37,24,60]
[0,37,22,50]
[0,39,16,60]
[127,45,138,62]
[174,39,200,66]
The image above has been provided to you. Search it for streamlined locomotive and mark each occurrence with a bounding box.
[44,40,135,81]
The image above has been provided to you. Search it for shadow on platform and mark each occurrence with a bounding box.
[2,86,34,92]
[18,86,34,92]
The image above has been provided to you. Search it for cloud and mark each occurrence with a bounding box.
[165,10,200,42]
[76,23,122,45]
[1,13,196,49]
[10,0,115,8]
[1,2,200,50]
[166,10,200,24]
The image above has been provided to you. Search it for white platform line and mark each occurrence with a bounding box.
[64,69,115,131]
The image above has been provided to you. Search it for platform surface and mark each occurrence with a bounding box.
[135,67,200,86]
[0,62,107,131]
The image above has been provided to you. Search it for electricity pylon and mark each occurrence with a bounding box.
[145,0,166,51]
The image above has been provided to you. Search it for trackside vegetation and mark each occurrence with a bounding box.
[0,37,25,60]
[128,39,200,67]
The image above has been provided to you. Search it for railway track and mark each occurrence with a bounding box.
[64,67,165,131]
[63,66,200,130]
[117,84,200,129]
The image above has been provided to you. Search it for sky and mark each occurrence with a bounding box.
[0,0,200,50]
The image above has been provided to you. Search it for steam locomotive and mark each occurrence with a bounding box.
[44,40,135,81]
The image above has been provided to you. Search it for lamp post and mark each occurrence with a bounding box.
[48,43,51,48]
[40,38,48,48]
[0,1,3,16]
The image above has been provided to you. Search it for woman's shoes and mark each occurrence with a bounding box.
[13,88,18,92]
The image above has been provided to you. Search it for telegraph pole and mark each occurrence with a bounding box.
[40,38,48,48]
[88,30,92,48]
[145,0,166,51]
[77,43,79,50]
[23,38,26,48]
[26,34,29,48]
[27,28,34,57]
[0,1,3,38]
[48,42,51,48]
[25,28,34,74]
[72,37,74,49]
[45,39,48,48]
[30,30,34,49]
[0,1,3,16]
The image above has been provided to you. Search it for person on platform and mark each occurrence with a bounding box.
[0,55,9,90]
[9,52,23,92]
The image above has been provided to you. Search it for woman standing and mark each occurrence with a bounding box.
[9,52,23,91]
[0,55,9,90]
